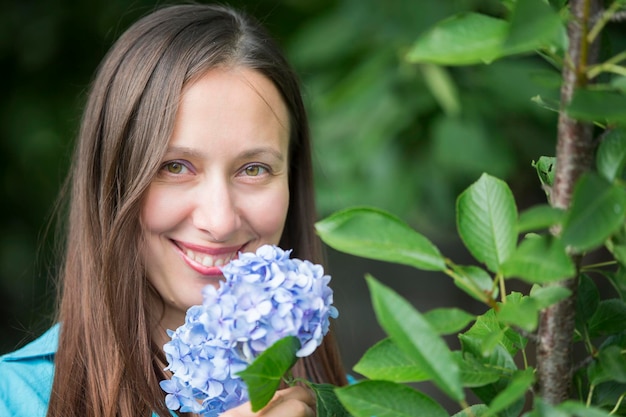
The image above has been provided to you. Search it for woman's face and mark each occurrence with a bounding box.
[141,67,291,331]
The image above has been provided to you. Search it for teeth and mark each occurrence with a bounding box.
[184,247,233,268]
[201,255,214,267]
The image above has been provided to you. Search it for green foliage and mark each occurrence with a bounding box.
[315,207,446,271]
[237,336,300,411]
[296,1,626,415]
[293,0,558,229]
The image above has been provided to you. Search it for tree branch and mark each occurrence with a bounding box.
[537,0,601,405]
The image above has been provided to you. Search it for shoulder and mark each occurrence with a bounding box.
[0,324,59,417]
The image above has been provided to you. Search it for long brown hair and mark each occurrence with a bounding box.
[48,4,346,417]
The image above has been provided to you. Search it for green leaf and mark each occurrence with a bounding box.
[606,268,626,300]
[497,295,541,332]
[335,380,448,417]
[501,235,575,283]
[566,88,626,125]
[575,274,600,335]
[526,397,570,417]
[504,0,563,54]
[517,204,564,233]
[451,404,490,417]
[451,265,496,303]
[558,400,614,417]
[497,289,571,332]
[366,275,464,401]
[353,338,429,383]
[529,284,573,309]
[592,381,626,410]
[597,128,626,182]
[420,64,460,116]
[457,173,517,273]
[485,369,534,417]
[423,307,475,335]
[593,345,626,384]
[309,383,352,417]
[532,156,556,189]
[606,234,626,268]
[406,13,508,65]
[316,207,446,271]
[237,336,299,412]
[561,173,626,253]
[454,351,502,388]
[588,299,626,337]
[463,309,527,357]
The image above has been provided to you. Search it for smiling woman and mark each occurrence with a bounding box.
[0,4,346,417]
[143,68,292,338]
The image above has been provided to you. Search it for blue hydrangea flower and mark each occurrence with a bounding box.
[161,245,338,416]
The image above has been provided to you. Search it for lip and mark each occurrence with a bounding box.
[171,240,245,276]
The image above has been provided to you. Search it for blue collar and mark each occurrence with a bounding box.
[2,323,59,361]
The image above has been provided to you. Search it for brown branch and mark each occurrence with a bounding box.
[537,0,602,405]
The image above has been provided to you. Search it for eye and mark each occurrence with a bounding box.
[161,161,191,175]
[243,164,268,177]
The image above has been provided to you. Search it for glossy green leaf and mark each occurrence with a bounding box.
[566,89,626,125]
[496,295,540,332]
[497,288,571,331]
[366,275,464,401]
[237,336,299,411]
[588,299,626,337]
[517,204,564,233]
[309,383,351,417]
[406,13,508,65]
[504,0,563,54]
[597,128,626,182]
[316,207,446,271]
[463,309,527,357]
[451,265,496,303]
[529,285,572,309]
[485,369,534,417]
[454,351,502,387]
[561,173,626,253]
[501,235,575,283]
[423,307,475,335]
[335,380,448,417]
[457,173,517,273]
[353,338,429,383]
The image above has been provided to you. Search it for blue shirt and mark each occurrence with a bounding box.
[0,325,58,417]
[0,326,175,417]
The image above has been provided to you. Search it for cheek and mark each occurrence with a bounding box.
[141,186,185,233]
[246,183,290,240]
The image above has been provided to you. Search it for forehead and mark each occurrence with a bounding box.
[181,67,290,129]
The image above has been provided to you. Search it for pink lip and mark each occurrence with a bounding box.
[171,240,244,277]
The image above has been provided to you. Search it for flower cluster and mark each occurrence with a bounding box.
[160,245,338,416]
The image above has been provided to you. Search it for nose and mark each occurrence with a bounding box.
[191,178,240,242]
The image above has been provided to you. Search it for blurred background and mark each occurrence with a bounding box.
[1,0,581,404]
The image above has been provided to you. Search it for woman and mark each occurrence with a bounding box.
[0,4,347,417]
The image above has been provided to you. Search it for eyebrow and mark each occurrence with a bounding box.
[165,145,285,161]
